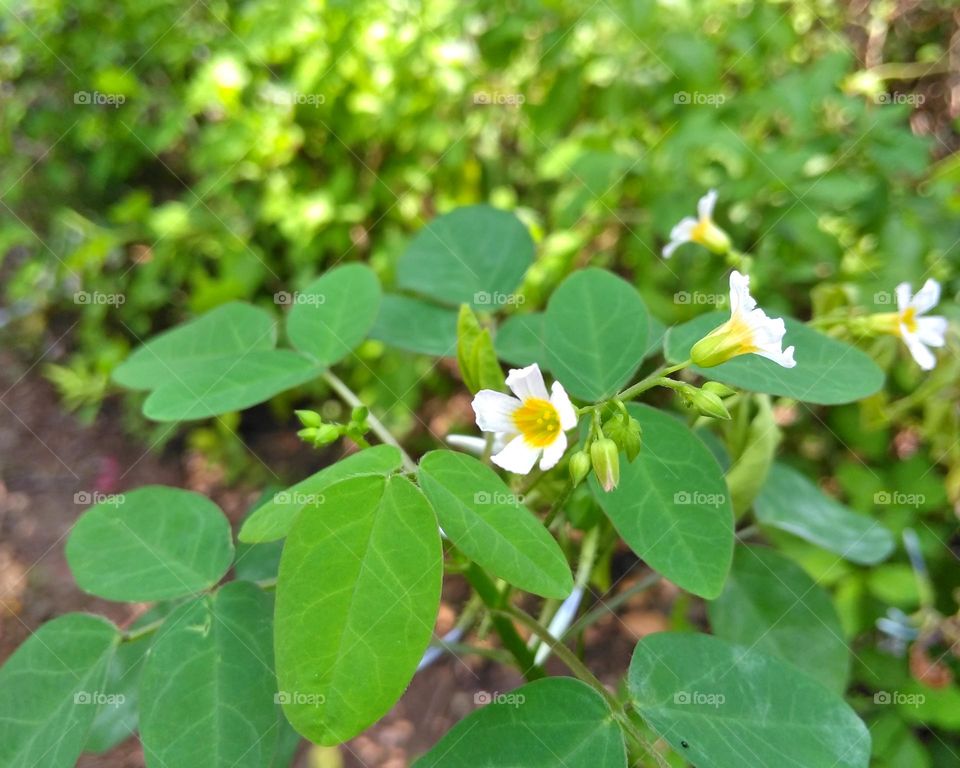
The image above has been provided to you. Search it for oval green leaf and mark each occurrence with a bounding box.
[66,485,234,601]
[275,475,442,744]
[397,205,534,309]
[418,450,573,599]
[286,264,381,365]
[755,463,895,565]
[544,269,649,400]
[238,445,403,543]
[591,404,733,599]
[629,632,871,768]
[664,312,885,404]
[414,678,626,767]
[139,582,278,768]
[708,545,850,692]
[495,312,548,367]
[370,294,458,356]
[0,614,119,768]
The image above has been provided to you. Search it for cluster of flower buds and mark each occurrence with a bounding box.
[295,406,371,449]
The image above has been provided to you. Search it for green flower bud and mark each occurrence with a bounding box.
[702,381,737,398]
[351,405,369,423]
[603,414,642,462]
[569,450,591,487]
[590,438,620,493]
[687,388,732,420]
[297,427,319,442]
[313,424,342,446]
[295,409,323,428]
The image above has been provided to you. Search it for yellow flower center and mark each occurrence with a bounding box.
[690,218,712,245]
[512,397,561,448]
[900,307,918,335]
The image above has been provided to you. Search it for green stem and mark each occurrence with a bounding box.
[323,371,417,472]
[542,481,574,527]
[564,572,661,639]
[614,360,691,403]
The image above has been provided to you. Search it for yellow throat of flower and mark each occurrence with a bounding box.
[512,397,561,448]
[690,313,757,367]
[900,307,918,335]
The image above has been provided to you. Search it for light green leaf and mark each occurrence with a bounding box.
[592,404,733,599]
[755,463,895,565]
[708,546,850,692]
[725,395,780,516]
[0,614,119,768]
[418,450,573,599]
[369,294,459,356]
[139,582,278,768]
[414,678,626,767]
[664,312,885,404]
[142,350,320,421]
[397,205,534,308]
[275,475,442,745]
[285,264,381,365]
[112,302,276,391]
[629,632,871,768]
[457,305,503,393]
[66,485,234,601]
[544,268,649,400]
[495,313,547,367]
[238,445,404,543]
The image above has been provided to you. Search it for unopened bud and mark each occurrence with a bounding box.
[569,451,591,487]
[603,414,642,462]
[590,438,620,493]
[702,381,737,398]
[686,388,732,420]
[295,409,323,428]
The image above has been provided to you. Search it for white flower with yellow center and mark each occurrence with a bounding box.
[881,279,947,371]
[472,364,578,475]
[662,189,732,258]
[691,271,796,368]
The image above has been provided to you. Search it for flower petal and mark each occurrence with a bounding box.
[902,331,937,370]
[697,189,718,221]
[915,315,948,347]
[910,278,941,315]
[550,381,579,431]
[895,282,912,313]
[728,270,756,315]
[472,390,521,433]
[539,431,567,471]
[491,435,541,475]
[756,344,796,368]
[505,364,549,401]
[668,217,697,243]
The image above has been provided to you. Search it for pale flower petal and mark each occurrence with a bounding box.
[909,279,941,315]
[902,331,937,371]
[915,316,947,347]
[549,381,579,431]
[697,189,718,221]
[472,390,521,433]
[491,435,541,474]
[505,364,549,401]
[729,270,757,315]
[895,282,913,313]
[539,431,567,471]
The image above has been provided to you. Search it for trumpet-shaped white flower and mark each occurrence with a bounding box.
[890,279,947,370]
[662,189,732,258]
[472,364,578,475]
[691,271,796,368]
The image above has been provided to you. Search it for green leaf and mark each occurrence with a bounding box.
[665,312,885,404]
[0,613,119,768]
[66,485,234,601]
[418,450,573,599]
[544,268,649,400]
[457,305,503,393]
[495,312,547,367]
[112,302,276,390]
[708,546,850,692]
[275,475,442,744]
[139,582,278,768]
[370,294,458,356]
[414,678,626,767]
[142,349,320,421]
[285,264,381,365]
[397,205,534,308]
[238,445,403,543]
[592,404,733,599]
[755,463,895,565]
[629,632,871,768]
[725,395,781,516]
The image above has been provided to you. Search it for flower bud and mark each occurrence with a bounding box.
[702,381,737,398]
[690,317,753,368]
[351,405,369,423]
[603,414,642,462]
[590,438,620,493]
[295,409,323,428]
[686,388,732,420]
[569,450,591,487]
[694,219,732,255]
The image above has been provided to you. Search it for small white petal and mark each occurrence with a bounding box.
[661,239,683,259]
[728,270,756,315]
[668,217,698,243]
[743,307,795,368]
[756,344,796,368]
[472,390,521,433]
[491,435,541,474]
[697,189,718,221]
[915,316,947,347]
[550,381,578,431]
[902,331,937,370]
[505,364,550,402]
[910,278,941,315]
[539,431,567,471]
[895,282,912,313]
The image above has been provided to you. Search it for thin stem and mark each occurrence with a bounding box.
[121,617,165,643]
[564,572,661,639]
[614,360,691,403]
[323,371,417,472]
[542,481,574,527]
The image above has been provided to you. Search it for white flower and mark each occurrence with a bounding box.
[471,364,578,475]
[691,270,796,368]
[662,189,731,258]
[893,279,947,370]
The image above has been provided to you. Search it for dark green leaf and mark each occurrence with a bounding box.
[495,313,547,367]
[370,294,459,356]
